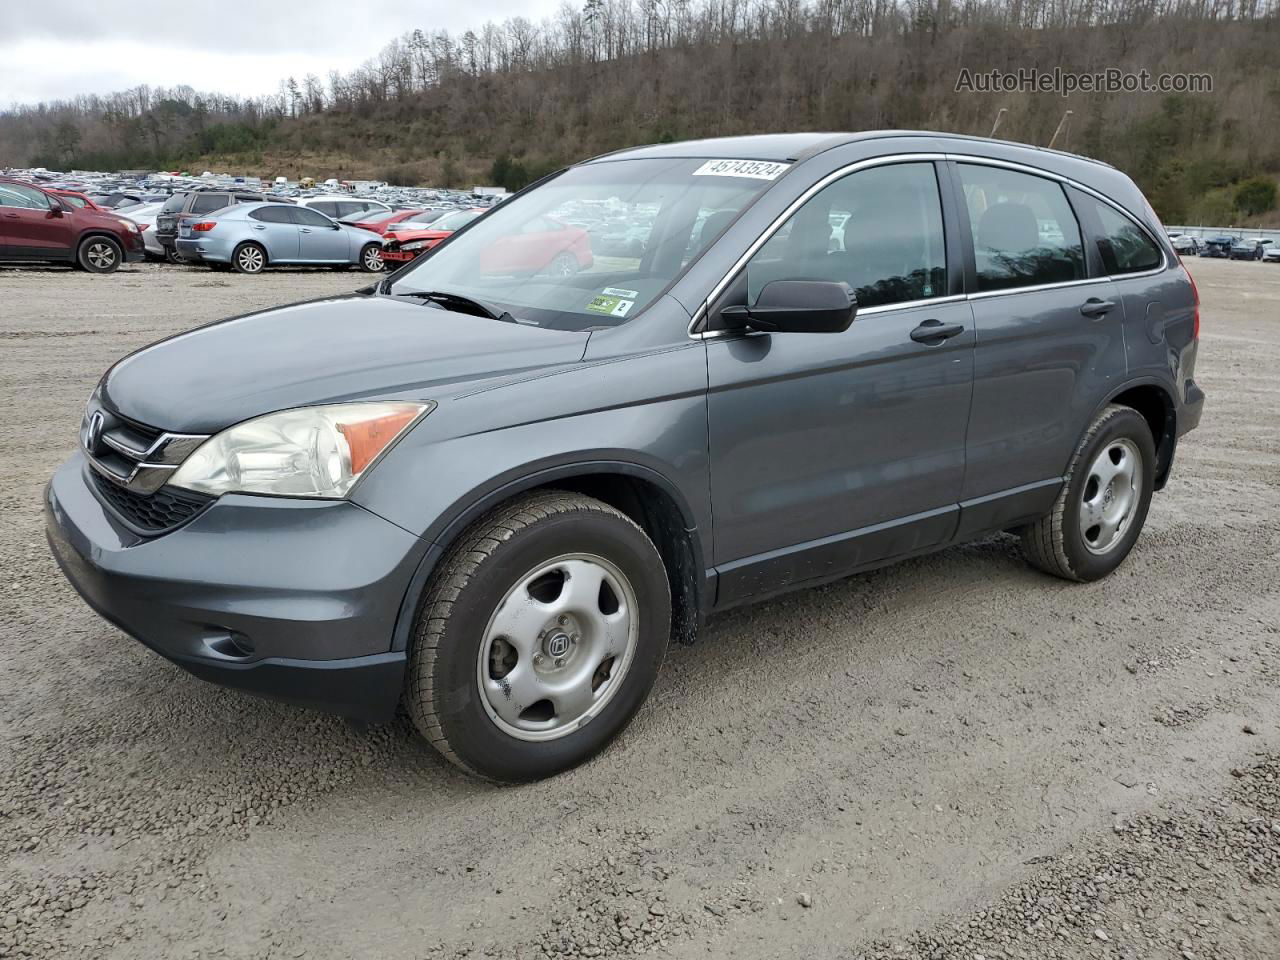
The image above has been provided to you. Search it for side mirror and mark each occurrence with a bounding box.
[720,280,857,334]
[48,198,66,217]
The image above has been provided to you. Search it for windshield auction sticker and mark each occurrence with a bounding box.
[586,289,637,317]
[692,159,790,180]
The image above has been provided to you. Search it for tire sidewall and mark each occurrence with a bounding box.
[78,236,121,273]
[419,510,670,782]
[360,244,384,272]
[233,242,266,274]
[1059,408,1156,580]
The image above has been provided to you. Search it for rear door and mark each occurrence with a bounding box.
[0,182,73,259]
[706,160,975,604]
[247,205,300,261]
[293,206,349,262]
[952,161,1126,536]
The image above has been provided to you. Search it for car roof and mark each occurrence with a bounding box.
[587,130,1114,169]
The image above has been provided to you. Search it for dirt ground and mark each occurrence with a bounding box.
[1,257,1278,960]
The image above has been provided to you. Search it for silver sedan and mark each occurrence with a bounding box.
[174,202,385,274]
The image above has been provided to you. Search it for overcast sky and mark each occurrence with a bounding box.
[0,0,565,108]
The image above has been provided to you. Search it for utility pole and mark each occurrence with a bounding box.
[1048,110,1074,150]
[989,108,1008,138]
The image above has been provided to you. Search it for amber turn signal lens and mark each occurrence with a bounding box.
[338,408,421,474]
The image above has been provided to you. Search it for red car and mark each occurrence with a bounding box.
[0,178,145,272]
[380,208,486,263]
[48,189,104,211]
[478,215,593,276]
[340,208,429,235]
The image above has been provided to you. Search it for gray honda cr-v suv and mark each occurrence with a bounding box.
[46,132,1203,782]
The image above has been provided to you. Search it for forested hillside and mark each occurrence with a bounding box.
[2,0,1278,224]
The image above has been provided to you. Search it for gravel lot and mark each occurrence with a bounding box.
[1,257,1278,960]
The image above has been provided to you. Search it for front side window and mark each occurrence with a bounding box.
[745,162,947,308]
[0,183,50,209]
[1077,195,1163,275]
[310,201,339,217]
[958,164,1084,291]
[389,157,781,330]
[291,206,333,227]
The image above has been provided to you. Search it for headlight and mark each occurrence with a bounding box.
[168,401,432,498]
[116,219,139,232]
[399,240,426,251]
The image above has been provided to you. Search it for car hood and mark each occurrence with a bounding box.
[390,229,451,244]
[100,293,590,434]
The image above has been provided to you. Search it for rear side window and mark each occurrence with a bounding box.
[190,194,229,215]
[745,161,947,308]
[958,164,1084,292]
[1077,195,1163,275]
[250,206,293,223]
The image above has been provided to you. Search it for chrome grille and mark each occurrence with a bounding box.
[81,402,210,531]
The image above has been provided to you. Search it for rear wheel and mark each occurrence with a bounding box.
[359,243,384,272]
[231,242,267,274]
[77,236,122,274]
[164,246,187,265]
[405,491,670,782]
[1020,404,1155,582]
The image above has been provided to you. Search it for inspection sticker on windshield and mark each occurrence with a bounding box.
[692,159,790,180]
[586,290,636,317]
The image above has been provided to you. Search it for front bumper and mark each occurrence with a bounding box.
[380,249,422,263]
[45,453,429,720]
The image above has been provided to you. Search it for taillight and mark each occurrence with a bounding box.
[191,221,217,232]
[137,223,149,232]
[1186,268,1200,340]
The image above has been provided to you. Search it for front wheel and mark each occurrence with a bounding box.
[1020,404,1156,582]
[359,243,384,273]
[78,236,122,273]
[405,491,671,782]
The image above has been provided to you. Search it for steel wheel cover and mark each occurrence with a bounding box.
[476,553,640,742]
[1079,438,1142,555]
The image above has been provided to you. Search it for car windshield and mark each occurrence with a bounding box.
[388,157,783,330]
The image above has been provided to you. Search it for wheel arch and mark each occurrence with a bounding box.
[1098,379,1177,490]
[233,238,269,266]
[389,461,707,657]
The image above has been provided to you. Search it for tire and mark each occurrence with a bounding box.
[359,243,384,273]
[1020,404,1156,582]
[164,246,186,265]
[405,490,671,783]
[231,242,267,274]
[77,236,122,274]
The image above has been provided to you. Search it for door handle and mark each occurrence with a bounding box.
[1080,298,1116,319]
[251,224,266,230]
[909,319,965,344]
[300,228,312,233]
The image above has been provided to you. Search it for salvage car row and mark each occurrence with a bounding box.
[1168,231,1280,261]
[0,168,506,274]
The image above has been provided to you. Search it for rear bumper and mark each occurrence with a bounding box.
[175,237,230,263]
[45,452,428,720]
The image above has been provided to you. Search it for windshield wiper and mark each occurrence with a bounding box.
[393,289,515,323]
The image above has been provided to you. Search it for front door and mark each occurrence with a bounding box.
[0,183,71,258]
[706,160,975,605]
[293,206,350,262]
